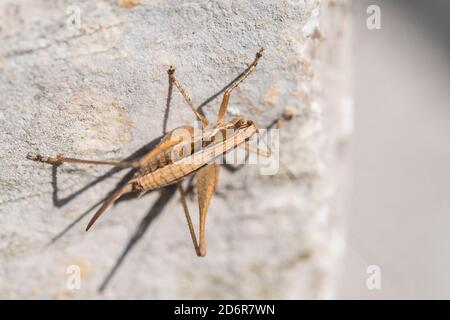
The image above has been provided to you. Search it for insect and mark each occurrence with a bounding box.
[27,49,271,257]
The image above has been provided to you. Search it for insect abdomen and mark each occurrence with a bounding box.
[134,123,257,191]
[137,163,200,190]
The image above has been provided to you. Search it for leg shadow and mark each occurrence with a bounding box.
[163,73,173,135]
[48,67,178,244]
[98,184,177,292]
[197,69,249,117]
[46,137,166,248]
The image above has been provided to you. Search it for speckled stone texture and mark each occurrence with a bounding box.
[0,0,351,299]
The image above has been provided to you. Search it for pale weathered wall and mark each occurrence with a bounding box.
[0,0,351,299]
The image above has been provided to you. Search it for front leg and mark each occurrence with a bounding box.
[216,49,263,125]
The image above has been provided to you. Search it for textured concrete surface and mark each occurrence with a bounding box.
[0,0,351,298]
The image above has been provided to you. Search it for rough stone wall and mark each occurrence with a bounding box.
[0,0,351,299]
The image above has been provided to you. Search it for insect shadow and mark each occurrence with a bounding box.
[45,67,251,292]
[46,136,162,247]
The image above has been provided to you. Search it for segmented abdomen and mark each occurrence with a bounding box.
[136,162,200,190]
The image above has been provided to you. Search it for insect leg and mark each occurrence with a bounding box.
[195,163,220,257]
[239,142,272,157]
[26,152,140,168]
[216,49,263,125]
[177,182,201,256]
[138,125,195,167]
[168,66,209,128]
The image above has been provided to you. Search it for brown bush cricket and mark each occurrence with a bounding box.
[27,49,272,257]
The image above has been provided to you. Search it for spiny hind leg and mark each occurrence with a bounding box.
[168,66,208,128]
[26,152,140,168]
[216,49,263,125]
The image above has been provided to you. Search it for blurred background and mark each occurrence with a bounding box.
[339,0,450,299]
